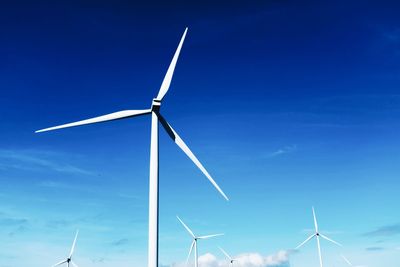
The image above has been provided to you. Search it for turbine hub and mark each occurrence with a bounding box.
[152,99,161,112]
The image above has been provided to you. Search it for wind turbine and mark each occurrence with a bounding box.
[35,28,228,267]
[341,254,366,267]
[52,230,79,267]
[177,216,223,267]
[219,247,237,267]
[295,207,342,267]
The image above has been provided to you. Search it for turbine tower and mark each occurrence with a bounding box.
[219,247,237,267]
[295,207,342,267]
[35,28,229,267]
[177,216,223,267]
[52,230,79,267]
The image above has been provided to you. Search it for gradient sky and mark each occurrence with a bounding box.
[0,1,399,267]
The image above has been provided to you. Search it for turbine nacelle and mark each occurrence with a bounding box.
[151,99,162,112]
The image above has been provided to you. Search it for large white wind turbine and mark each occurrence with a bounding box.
[177,216,223,267]
[35,28,228,267]
[52,230,80,267]
[219,247,237,267]
[295,207,342,267]
[341,254,366,267]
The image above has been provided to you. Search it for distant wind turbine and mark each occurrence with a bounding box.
[341,254,366,267]
[295,207,342,267]
[35,28,229,267]
[177,216,223,267]
[219,247,237,267]
[52,230,79,267]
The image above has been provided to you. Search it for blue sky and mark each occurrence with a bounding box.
[0,1,400,267]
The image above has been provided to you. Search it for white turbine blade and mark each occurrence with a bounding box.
[158,114,229,201]
[319,233,342,247]
[295,234,315,249]
[312,207,319,233]
[197,233,224,239]
[156,28,188,101]
[186,240,195,264]
[70,261,79,267]
[52,259,67,267]
[69,230,79,257]
[316,235,323,267]
[177,216,196,238]
[219,247,232,260]
[341,255,353,266]
[36,109,151,133]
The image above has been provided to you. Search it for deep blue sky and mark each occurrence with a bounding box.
[0,1,399,267]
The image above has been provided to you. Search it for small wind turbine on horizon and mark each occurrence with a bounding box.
[35,28,229,267]
[51,230,79,267]
[341,254,366,267]
[219,247,237,267]
[295,207,342,267]
[177,216,223,267]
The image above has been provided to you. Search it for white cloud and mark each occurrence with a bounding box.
[170,250,291,267]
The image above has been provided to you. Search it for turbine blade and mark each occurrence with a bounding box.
[69,230,79,257]
[70,262,79,267]
[295,234,315,249]
[312,207,319,233]
[186,240,195,264]
[177,216,196,238]
[52,259,67,267]
[341,255,353,267]
[319,233,342,247]
[156,28,188,101]
[36,109,151,133]
[197,233,224,239]
[316,235,323,267]
[219,247,232,260]
[158,114,229,201]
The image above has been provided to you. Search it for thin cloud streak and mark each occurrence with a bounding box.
[363,223,400,237]
[0,149,94,176]
[266,145,297,158]
[365,247,384,251]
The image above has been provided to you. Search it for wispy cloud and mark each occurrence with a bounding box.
[0,149,94,176]
[365,247,384,251]
[91,257,106,263]
[266,145,297,158]
[0,218,28,227]
[46,219,71,229]
[382,28,400,43]
[38,181,68,188]
[117,193,141,200]
[111,238,130,247]
[0,212,28,227]
[363,223,400,237]
[0,212,29,237]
